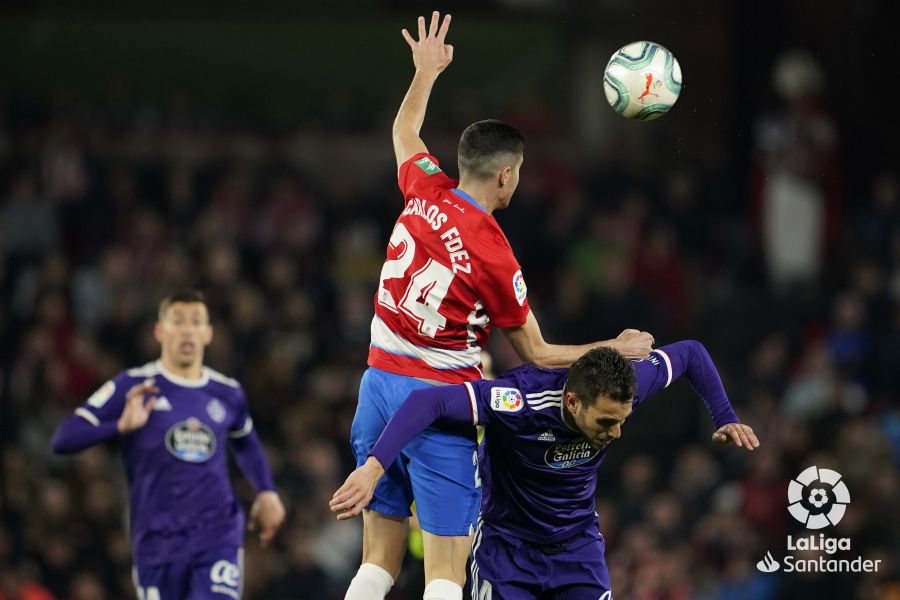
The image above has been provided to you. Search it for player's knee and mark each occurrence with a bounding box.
[423,578,462,600]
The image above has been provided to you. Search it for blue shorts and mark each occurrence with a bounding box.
[133,546,243,600]
[470,517,612,600]
[350,367,479,536]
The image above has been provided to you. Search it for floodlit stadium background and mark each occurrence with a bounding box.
[1,1,899,598]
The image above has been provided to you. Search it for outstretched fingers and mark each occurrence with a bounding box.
[417,14,427,41]
[437,13,452,41]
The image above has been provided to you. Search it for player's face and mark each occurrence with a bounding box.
[572,395,633,450]
[496,154,524,209]
[155,302,213,368]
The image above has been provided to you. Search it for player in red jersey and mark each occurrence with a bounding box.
[344,12,654,600]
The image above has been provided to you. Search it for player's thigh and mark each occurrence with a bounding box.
[133,562,190,600]
[406,424,479,537]
[188,546,243,599]
[362,508,409,579]
[350,368,416,519]
[549,534,611,600]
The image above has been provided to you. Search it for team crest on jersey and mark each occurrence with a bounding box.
[207,399,226,423]
[414,156,442,175]
[544,439,600,469]
[490,387,523,413]
[165,418,216,463]
[512,270,527,306]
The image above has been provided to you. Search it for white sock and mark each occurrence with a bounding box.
[423,579,462,600]
[344,563,394,600]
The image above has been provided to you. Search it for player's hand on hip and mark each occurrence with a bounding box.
[401,11,453,76]
[329,456,385,520]
[248,491,286,547]
[614,329,655,359]
[712,423,760,451]
[117,379,160,434]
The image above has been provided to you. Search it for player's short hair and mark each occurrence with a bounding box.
[458,119,525,181]
[158,289,208,321]
[567,347,636,406]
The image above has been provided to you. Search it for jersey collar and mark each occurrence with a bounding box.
[156,360,210,387]
[451,188,488,214]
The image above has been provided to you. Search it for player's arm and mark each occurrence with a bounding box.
[330,383,476,519]
[393,11,453,168]
[228,395,285,546]
[51,378,158,454]
[634,341,759,451]
[502,311,654,367]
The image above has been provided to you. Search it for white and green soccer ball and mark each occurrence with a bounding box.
[603,41,682,121]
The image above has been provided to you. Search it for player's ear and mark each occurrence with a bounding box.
[498,165,512,187]
[153,322,163,344]
[564,391,580,414]
[203,324,214,346]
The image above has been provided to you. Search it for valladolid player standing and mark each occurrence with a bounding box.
[335,342,759,599]
[51,290,285,600]
[346,11,654,600]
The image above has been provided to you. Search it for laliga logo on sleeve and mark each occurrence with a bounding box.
[788,465,850,529]
[512,270,527,306]
[490,387,523,413]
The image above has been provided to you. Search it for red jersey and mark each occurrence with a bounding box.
[368,152,530,383]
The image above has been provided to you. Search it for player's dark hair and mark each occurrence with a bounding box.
[158,288,208,320]
[566,347,636,406]
[458,119,525,180]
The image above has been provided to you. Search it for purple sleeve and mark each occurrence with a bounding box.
[230,431,276,492]
[634,340,739,428]
[369,384,474,469]
[51,414,120,454]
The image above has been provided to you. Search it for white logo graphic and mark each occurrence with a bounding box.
[538,430,557,442]
[599,592,612,600]
[757,551,781,572]
[152,396,172,411]
[512,270,528,306]
[490,387,524,413]
[210,560,240,598]
[86,381,116,409]
[207,398,226,423]
[788,466,850,529]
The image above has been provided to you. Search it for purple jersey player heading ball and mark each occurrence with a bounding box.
[51,289,286,600]
[332,342,758,599]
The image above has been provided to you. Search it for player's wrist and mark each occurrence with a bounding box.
[365,455,386,476]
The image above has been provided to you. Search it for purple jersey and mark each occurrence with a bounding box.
[368,341,739,547]
[463,349,672,544]
[74,361,254,567]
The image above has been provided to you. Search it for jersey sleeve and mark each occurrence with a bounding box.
[475,245,531,329]
[397,152,456,200]
[632,341,739,427]
[74,373,130,426]
[463,377,530,428]
[227,386,254,439]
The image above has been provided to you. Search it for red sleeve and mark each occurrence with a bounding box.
[476,236,531,329]
[398,152,456,199]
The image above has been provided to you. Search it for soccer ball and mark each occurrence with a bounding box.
[603,41,682,121]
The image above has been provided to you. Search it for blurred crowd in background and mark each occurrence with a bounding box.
[2,6,900,600]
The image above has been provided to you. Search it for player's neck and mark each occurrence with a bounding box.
[158,355,204,380]
[456,181,496,214]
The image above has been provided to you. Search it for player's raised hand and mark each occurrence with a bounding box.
[712,422,759,451]
[401,11,453,76]
[247,490,286,547]
[117,379,160,433]
[329,457,385,520]
[614,329,655,360]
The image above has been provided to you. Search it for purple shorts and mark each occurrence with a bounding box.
[470,517,612,600]
[133,546,243,600]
